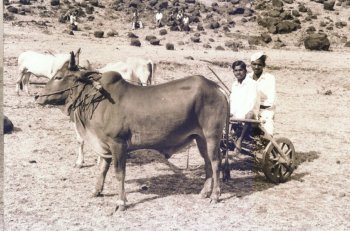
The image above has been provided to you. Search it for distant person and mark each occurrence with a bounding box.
[247,51,276,135]
[155,10,163,27]
[168,10,175,22]
[182,15,190,31]
[176,9,184,23]
[230,60,259,153]
[69,11,78,30]
[69,11,77,25]
[132,9,143,30]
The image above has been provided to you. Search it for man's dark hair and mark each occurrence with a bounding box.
[231,60,246,70]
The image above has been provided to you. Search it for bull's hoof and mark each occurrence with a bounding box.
[115,204,127,212]
[210,194,220,203]
[92,191,103,197]
[222,169,231,182]
[199,190,210,199]
[74,163,83,168]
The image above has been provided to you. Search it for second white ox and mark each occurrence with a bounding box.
[97,57,155,86]
[16,48,81,95]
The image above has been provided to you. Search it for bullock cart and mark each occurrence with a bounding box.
[220,118,296,184]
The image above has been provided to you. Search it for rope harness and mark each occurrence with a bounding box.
[68,80,105,119]
[37,84,80,97]
[37,73,106,120]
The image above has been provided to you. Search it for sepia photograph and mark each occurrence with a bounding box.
[2,0,350,230]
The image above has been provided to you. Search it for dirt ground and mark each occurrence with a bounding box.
[2,1,350,230]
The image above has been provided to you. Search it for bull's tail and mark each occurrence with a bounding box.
[223,98,231,181]
[217,85,231,181]
[147,60,155,85]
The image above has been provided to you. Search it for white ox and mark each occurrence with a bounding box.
[74,57,155,168]
[16,48,81,95]
[98,57,155,86]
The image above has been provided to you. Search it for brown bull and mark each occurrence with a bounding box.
[35,57,228,211]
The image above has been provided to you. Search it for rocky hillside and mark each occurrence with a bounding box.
[4,0,350,51]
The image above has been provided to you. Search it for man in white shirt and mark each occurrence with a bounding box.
[155,10,163,27]
[230,60,259,153]
[247,51,276,135]
[132,9,143,30]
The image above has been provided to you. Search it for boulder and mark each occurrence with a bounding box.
[7,6,18,14]
[276,21,298,33]
[157,0,168,9]
[261,33,272,43]
[4,116,14,134]
[304,33,330,50]
[272,0,283,7]
[190,36,200,43]
[19,0,30,5]
[215,46,225,50]
[298,4,307,12]
[94,31,104,38]
[166,43,175,50]
[51,0,60,6]
[324,0,335,10]
[230,0,240,4]
[273,37,286,48]
[149,0,158,7]
[159,29,167,35]
[248,36,261,45]
[127,32,138,38]
[209,21,220,29]
[203,43,212,48]
[130,38,141,47]
[86,6,94,14]
[280,11,293,20]
[228,7,245,15]
[129,0,141,8]
[150,39,160,45]
[89,0,99,7]
[197,24,204,31]
[306,26,316,33]
[146,35,157,41]
[106,29,118,37]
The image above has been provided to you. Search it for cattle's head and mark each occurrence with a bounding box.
[35,50,99,115]
[35,62,81,106]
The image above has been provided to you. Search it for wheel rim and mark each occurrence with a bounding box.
[263,137,295,183]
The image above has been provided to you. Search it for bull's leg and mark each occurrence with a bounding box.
[206,139,221,203]
[92,157,112,197]
[15,72,26,95]
[111,142,128,212]
[75,140,85,168]
[195,137,213,199]
[196,137,221,202]
[74,127,85,168]
[23,72,31,95]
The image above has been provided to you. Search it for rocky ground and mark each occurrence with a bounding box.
[2,0,350,230]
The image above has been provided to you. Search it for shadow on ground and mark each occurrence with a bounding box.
[122,150,320,207]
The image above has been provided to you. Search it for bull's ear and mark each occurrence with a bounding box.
[53,61,69,80]
[68,51,79,71]
[75,48,81,65]
[75,48,81,56]
[78,71,101,83]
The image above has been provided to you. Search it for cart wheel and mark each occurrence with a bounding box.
[262,137,295,183]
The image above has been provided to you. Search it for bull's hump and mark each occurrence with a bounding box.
[101,72,124,84]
